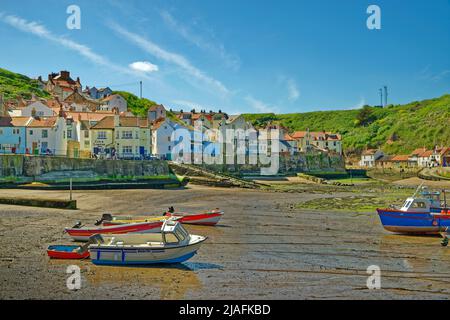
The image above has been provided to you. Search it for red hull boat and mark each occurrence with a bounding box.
[47,245,90,259]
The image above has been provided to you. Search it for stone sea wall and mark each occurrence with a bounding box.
[198,152,346,175]
[0,155,170,180]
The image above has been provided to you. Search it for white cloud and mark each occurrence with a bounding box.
[286,78,300,102]
[109,22,230,95]
[245,95,279,114]
[0,13,148,79]
[129,61,159,73]
[160,10,240,71]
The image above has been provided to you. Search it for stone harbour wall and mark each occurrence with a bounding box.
[0,155,170,180]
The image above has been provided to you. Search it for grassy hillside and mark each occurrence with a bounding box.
[112,91,158,116]
[0,68,51,100]
[243,94,450,155]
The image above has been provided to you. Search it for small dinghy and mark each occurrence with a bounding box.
[47,244,90,259]
[99,207,224,227]
[88,220,207,265]
[65,220,164,241]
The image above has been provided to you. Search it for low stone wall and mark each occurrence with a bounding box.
[0,155,170,180]
[197,153,345,175]
[0,196,77,209]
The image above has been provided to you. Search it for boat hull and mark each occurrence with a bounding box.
[47,245,90,259]
[65,221,163,241]
[103,211,223,227]
[89,242,203,265]
[377,208,450,234]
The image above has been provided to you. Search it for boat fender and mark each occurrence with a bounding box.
[432,220,438,226]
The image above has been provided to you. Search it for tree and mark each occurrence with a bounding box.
[356,106,376,126]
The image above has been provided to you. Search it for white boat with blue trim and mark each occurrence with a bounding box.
[88,220,207,265]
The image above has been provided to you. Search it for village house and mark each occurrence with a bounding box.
[375,155,394,168]
[14,100,56,117]
[431,147,450,167]
[291,130,342,154]
[408,148,427,167]
[417,149,435,168]
[83,87,113,100]
[64,91,101,111]
[90,115,151,159]
[359,149,384,167]
[389,155,411,168]
[148,104,167,122]
[151,118,176,160]
[25,111,68,156]
[99,94,128,113]
[45,71,82,100]
[0,116,32,154]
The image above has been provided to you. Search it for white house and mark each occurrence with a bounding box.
[25,115,68,156]
[100,94,128,113]
[359,149,384,167]
[11,101,55,117]
[417,150,434,168]
[151,118,176,159]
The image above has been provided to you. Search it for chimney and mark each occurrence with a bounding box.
[60,71,70,79]
[114,114,120,127]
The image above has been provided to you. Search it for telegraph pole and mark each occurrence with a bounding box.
[384,86,388,106]
[139,81,142,99]
[379,88,383,107]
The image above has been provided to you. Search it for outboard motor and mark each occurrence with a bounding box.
[95,213,113,226]
[72,221,83,229]
[168,206,175,213]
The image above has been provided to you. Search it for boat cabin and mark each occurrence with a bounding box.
[89,220,191,247]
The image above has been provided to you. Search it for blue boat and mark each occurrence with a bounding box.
[377,186,450,234]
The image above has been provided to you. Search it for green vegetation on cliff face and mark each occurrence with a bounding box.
[243,94,450,155]
[112,91,158,116]
[0,68,51,100]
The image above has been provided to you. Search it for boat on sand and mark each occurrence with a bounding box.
[88,220,207,265]
[376,186,450,234]
[65,220,164,241]
[99,207,224,227]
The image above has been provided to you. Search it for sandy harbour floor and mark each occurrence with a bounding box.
[0,184,449,299]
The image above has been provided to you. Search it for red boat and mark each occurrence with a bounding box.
[65,220,164,241]
[47,245,90,259]
[100,208,224,227]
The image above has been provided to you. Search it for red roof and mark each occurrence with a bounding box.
[391,155,410,162]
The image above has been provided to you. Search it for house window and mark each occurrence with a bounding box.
[84,141,90,147]
[29,130,33,135]
[84,131,89,138]
[67,130,72,139]
[97,131,107,139]
[122,146,132,154]
[42,130,48,138]
[122,131,133,139]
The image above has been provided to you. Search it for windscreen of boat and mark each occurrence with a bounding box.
[164,233,180,245]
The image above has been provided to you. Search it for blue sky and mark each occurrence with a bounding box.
[0,0,449,114]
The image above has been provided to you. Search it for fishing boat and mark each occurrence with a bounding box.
[88,220,207,265]
[99,208,224,227]
[47,244,90,259]
[376,185,450,234]
[65,220,164,241]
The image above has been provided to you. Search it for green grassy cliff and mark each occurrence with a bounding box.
[0,68,51,100]
[243,94,450,155]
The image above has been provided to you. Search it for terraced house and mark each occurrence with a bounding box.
[90,115,151,159]
[0,116,31,154]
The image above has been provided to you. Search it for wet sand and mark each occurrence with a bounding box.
[0,185,449,299]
